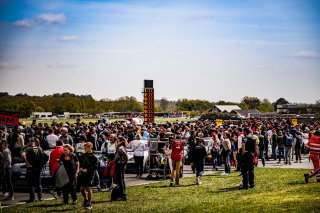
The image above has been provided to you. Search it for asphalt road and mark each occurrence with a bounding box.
[0,154,313,208]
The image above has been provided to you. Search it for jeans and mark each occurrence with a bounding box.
[272,147,277,160]
[62,179,77,203]
[27,167,42,201]
[284,147,292,164]
[134,156,144,176]
[3,168,14,197]
[194,159,205,177]
[278,147,285,162]
[295,148,302,161]
[211,150,218,169]
[170,160,181,184]
[223,151,231,173]
[258,149,265,166]
[241,152,254,188]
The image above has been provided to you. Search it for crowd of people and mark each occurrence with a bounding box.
[0,117,319,209]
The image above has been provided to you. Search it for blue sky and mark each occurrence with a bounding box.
[0,0,319,103]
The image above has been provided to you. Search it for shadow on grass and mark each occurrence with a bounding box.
[143,183,195,189]
[47,209,75,213]
[287,180,307,185]
[92,200,112,204]
[28,203,64,208]
[211,186,239,193]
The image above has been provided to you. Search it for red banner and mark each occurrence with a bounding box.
[0,111,20,126]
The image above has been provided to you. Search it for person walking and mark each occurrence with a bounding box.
[78,142,98,209]
[21,137,44,202]
[190,137,207,185]
[239,128,256,190]
[113,136,128,201]
[1,139,14,200]
[304,130,320,183]
[169,133,184,186]
[49,139,64,198]
[59,144,79,205]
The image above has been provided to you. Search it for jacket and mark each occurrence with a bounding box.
[308,135,320,155]
[49,146,64,176]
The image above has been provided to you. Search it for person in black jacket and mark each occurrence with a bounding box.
[190,137,207,185]
[240,128,256,190]
[78,142,98,210]
[21,137,44,202]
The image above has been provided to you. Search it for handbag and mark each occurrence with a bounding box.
[55,164,69,188]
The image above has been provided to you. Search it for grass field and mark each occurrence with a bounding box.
[5,168,320,213]
[19,117,196,127]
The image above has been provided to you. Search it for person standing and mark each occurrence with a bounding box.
[258,131,266,167]
[78,142,98,209]
[60,127,74,147]
[169,134,184,186]
[113,137,128,201]
[271,129,278,160]
[277,130,285,163]
[304,130,320,183]
[127,134,146,178]
[49,139,64,198]
[240,128,256,190]
[294,131,303,163]
[46,128,59,149]
[1,139,14,200]
[59,144,79,205]
[221,133,231,175]
[21,137,44,202]
[190,138,207,185]
[0,143,5,196]
[284,131,293,165]
[211,135,220,171]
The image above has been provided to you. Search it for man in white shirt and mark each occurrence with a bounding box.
[46,128,59,149]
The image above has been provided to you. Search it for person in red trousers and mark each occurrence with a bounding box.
[304,130,320,183]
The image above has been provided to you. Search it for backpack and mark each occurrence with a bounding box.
[111,185,123,201]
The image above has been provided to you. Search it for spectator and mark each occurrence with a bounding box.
[211,135,220,171]
[60,127,74,147]
[295,131,303,163]
[78,142,98,209]
[304,130,320,183]
[169,134,184,186]
[59,144,79,205]
[21,137,44,202]
[1,139,14,200]
[127,134,146,178]
[49,139,64,198]
[284,131,293,165]
[240,128,256,190]
[271,129,278,160]
[258,131,266,167]
[190,137,207,185]
[221,133,231,175]
[113,137,128,201]
[46,128,59,149]
[277,130,285,163]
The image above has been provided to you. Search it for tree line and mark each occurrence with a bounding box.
[0,92,297,118]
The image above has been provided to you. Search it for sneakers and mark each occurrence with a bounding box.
[175,182,180,187]
[196,177,202,185]
[2,193,9,197]
[83,199,88,208]
[221,172,230,176]
[169,182,174,187]
[86,203,92,210]
[304,174,309,183]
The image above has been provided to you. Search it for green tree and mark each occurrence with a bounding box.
[160,97,169,111]
[241,96,261,109]
[35,106,45,112]
[258,99,274,112]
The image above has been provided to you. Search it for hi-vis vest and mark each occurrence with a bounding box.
[309,135,320,155]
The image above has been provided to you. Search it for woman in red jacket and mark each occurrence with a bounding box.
[49,140,64,198]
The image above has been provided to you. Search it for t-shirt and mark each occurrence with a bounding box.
[47,134,59,149]
[171,140,184,161]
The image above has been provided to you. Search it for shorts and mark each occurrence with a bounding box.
[78,173,94,187]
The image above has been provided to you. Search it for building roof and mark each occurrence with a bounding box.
[230,109,260,117]
[211,105,241,113]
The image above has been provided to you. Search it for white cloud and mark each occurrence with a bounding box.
[59,35,79,42]
[290,51,320,59]
[37,13,66,25]
[13,19,35,28]
[46,62,78,69]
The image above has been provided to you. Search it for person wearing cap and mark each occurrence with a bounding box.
[21,137,44,202]
[78,142,98,209]
[304,130,320,183]
[1,139,14,200]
